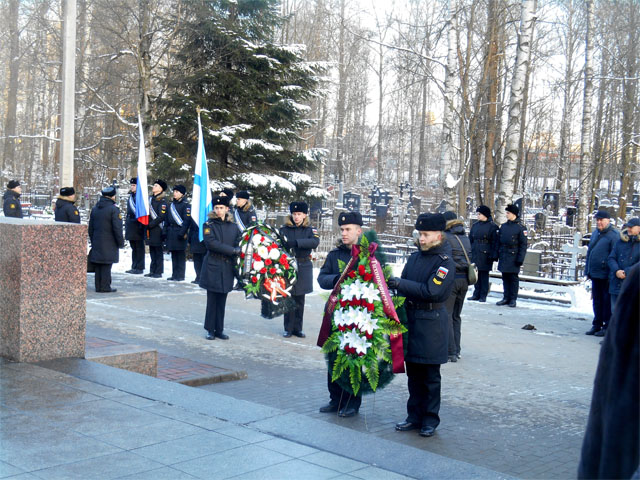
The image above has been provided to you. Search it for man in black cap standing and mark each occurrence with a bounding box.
[145,179,168,278]
[496,204,528,307]
[469,205,499,302]
[88,186,125,292]
[54,187,80,223]
[584,209,618,336]
[125,178,145,274]
[317,211,365,418]
[233,190,257,231]
[3,180,23,218]
[164,185,191,281]
[280,201,320,338]
[199,195,242,340]
[388,213,456,438]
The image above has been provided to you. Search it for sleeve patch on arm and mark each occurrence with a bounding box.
[436,267,449,279]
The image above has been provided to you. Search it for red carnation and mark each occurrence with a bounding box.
[260,267,267,274]
[269,267,277,275]
[338,325,346,332]
[279,254,287,263]
[363,273,373,282]
[265,259,272,265]
[358,264,366,276]
[251,276,258,283]
[366,302,374,312]
[339,299,348,308]
[351,298,361,307]
[365,332,373,339]
[253,253,261,261]
[253,229,258,234]
[244,235,250,241]
[260,236,265,242]
[348,271,356,279]
[282,263,289,270]
[240,252,245,259]
[358,352,364,357]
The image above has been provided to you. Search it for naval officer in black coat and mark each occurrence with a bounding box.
[125,178,145,274]
[496,204,528,307]
[145,179,168,278]
[469,205,499,302]
[388,213,456,437]
[54,187,80,223]
[279,201,320,338]
[164,185,191,281]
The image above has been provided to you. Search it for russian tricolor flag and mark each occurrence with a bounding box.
[135,116,150,225]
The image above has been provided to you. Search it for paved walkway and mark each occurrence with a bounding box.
[0,357,502,479]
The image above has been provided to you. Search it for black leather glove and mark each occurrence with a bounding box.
[515,262,523,268]
[387,277,400,289]
[233,247,242,256]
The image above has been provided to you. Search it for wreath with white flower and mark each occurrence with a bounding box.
[236,222,298,317]
[321,233,407,396]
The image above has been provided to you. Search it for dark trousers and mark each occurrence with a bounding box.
[445,277,468,356]
[502,272,520,301]
[284,294,305,333]
[193,252,205,282]
[94,263,113,292]
[591,278,611,329]
[472,270,491,300]
[610,293,619,312]
[327,372,362,411]
[406,362,441,428]
[149,245,164,274]
[170,250,186,280]
[204,291,228,335]
[130,240,145,270]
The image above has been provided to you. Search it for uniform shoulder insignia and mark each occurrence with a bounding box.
[251,215,257,221]
[438,254,449,261]
[74,210,79,215]
[118,213,123,220]
[312,228,318,235]
[161,205,167,212]
[203,227,211,235]
[186,207,191,216]
[10,204,15,209]
[433,278,443,285]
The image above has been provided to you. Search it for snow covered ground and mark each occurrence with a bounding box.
[110,245,594,317]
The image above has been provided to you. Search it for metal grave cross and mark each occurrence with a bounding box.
[562,232,588,279]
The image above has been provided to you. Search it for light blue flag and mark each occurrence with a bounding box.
[191,113,212,241]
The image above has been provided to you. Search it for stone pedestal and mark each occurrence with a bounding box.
[0,217,87,362]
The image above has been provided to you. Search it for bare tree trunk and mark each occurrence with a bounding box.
[495,0,537,224]
[333,0,347,183]
[577,0,595,233]
[2,0,20,177]
[441,0,458,208]
[418,78,427,183]
[515,35,534,193]
[376,43,384,185]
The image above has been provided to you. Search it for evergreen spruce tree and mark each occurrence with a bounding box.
[154,0,325,185]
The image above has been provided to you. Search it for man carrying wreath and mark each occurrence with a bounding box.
[317,211,364,418]
[387,213,456,437]
[279,201,320,338]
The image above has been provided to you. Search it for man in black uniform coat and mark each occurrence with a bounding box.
[54,187,80,223]
[88,186,125,292]
[497,204,528,307]
[125,178,145,274]
[469,205,499,302]
[199,195,241,340]
[188,218,207,284]
[578,263,639,479]
[3,180,23,218]
[388,213,456,438]
[164,185,191,281]
[280,201,320,338]
[442,211,472,362]
[233,190,257,232]
[145,179,168,278]
[317,211,364,417]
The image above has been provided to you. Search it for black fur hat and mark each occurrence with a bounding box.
[60,187,75,196]
[7,180,20,189]
[101,186,117,197]
[415,213,446,231]
[476,205,491,218]
[173,185,186,195]
[222,188,234,198]
[130,177,137,185]
[338,211,363,226]
[289,201,309,214]
[154,179,168,192]
[505,204,519,216]
[213,195,230,207]
[236,190,250,200]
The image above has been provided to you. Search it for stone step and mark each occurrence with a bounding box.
[86,343,157,377]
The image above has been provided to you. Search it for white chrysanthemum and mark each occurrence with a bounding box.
[253,260,264,271]
[257,245,269,259]
[268,248,281,260]
[252,234,262,246]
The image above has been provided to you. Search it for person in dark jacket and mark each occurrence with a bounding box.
[578,263,639,479]
[584,209,619,336]
[54,187,80,223]
[88,186,125,293]
[164,185,191,281]
[233,191,257,232]
[3,180,23,218]
[607,217,640,310]
[388,213,456,438]
[317,211,364,418]
[199,195,242,340]
[497,204,528,308]
[188,218,207,284]
[469,205,499,302]
[279,201,320,338]
[145,179,168,278]
[442,211,472,362]
[125,178,145,274]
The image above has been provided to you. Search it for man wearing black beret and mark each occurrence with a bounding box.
[387,213,456,438]
[164,185,191,281]
[125,178,145,274]
[145,179,168,278]
[279,201,320,338]
[88,187,125,292]
[3,180,23,218]
[496,204,528,307]
[316,210,364,417]
[54,187,80,223]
